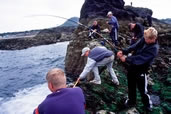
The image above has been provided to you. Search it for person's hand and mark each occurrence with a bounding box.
[117,51,123,58]
[93,29,97,33]
[120,56,126,62]
[73,77,80,88]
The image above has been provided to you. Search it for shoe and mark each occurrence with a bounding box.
[89,80,101,84]
[124,99,136,108]
[112,79,119,85]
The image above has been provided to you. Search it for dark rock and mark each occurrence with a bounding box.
[80,0,134,20]
[80,0,154,21]
[124,6,153,18]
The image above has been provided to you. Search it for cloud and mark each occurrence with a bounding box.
[0,0,84,33]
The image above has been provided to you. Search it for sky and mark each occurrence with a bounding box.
[125,0,171,19]
[0,0,170,33]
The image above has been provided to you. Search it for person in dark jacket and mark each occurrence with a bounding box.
[117,27,159,112]
[33,68,85,114]
[78,46,119,85]
[88,20,101,39]
[129,22,144,45]
[147,15,152,27]
[107,11,119,46]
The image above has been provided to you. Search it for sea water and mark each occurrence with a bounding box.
[0,42,69,114]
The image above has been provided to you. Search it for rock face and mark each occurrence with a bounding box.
[65,30,93,77]
[80,0,125,19]
[80,0,152,21]
[124,6,153,18]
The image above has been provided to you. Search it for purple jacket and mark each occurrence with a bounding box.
[34,87,85,114]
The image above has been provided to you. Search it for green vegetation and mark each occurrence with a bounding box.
[81,66,171,113]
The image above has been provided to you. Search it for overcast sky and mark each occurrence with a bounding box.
[0,0,170,33]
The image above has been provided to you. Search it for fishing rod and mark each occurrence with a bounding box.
[26,14,115,48]
[26,14,88,28]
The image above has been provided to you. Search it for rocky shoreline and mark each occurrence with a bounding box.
[0,26,76,50]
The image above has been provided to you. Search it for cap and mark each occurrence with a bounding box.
[81,47,90,56]
[107,11,112,16]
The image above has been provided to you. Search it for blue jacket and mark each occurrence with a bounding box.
[123,38,159,68]
[108,16,119,30]
[132,23,144,39]
[89,46,113,62]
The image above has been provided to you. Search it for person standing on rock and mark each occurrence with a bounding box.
[107,11,119,46]
[78,46,119,85]
[128,22,144,45]
[117,27,159,112]
[88,20,101,39]
[33,68,85,114]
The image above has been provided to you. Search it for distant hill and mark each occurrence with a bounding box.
[161,18,171,24]
[60,17,79,27]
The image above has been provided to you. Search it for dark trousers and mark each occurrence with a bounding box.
[127,67,153,108]
[110,27,118,46]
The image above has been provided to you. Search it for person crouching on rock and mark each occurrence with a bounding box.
[33,68,85,114]
[117,27,159,112]
[78,46,119,85]
[88,20,101,39]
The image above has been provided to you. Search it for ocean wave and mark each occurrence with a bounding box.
[0,83,50,114]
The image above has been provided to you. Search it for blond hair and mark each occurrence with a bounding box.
[46,68,66,88]
[144,27,158,40]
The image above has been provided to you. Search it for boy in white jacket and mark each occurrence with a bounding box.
[79,46,119,85]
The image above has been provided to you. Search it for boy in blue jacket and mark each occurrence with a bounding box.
[117,27,159,112]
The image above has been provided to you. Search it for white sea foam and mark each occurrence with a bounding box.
[0,83,50,114]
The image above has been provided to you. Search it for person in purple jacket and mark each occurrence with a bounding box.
[33,68,85,114]
[117,27,159,112]
[107,11,119,46]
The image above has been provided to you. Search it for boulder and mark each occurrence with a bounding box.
[124,6,153,18]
